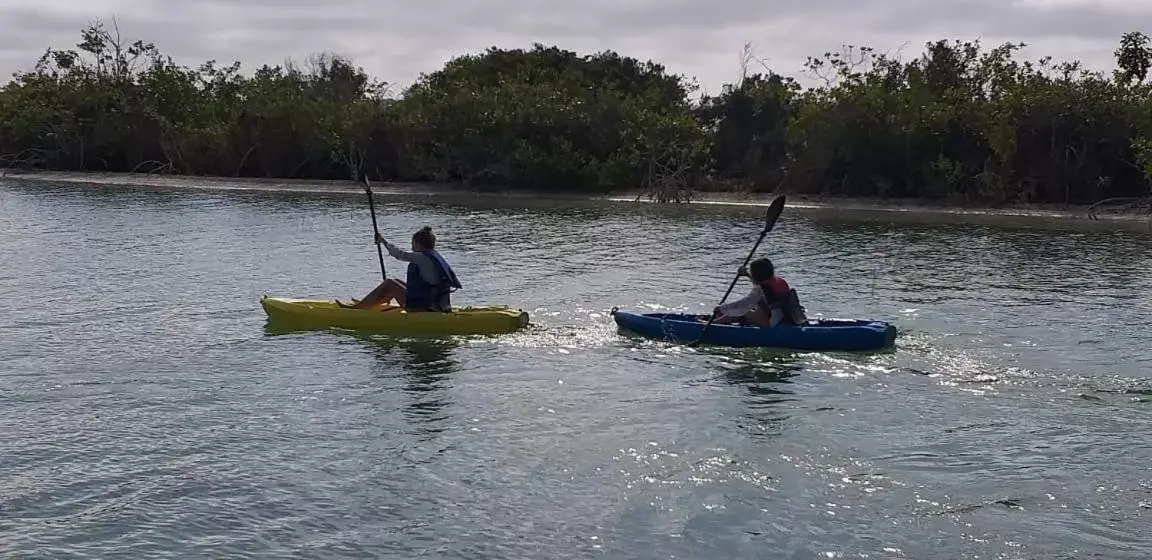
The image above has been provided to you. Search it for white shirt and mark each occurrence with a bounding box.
[716,283,783,327]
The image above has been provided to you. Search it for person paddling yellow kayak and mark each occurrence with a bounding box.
[337,226,462,311]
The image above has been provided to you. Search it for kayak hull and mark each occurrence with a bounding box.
[611,309,897,351]
[260,296,529,335]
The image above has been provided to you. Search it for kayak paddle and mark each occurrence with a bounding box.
[361,174,388,281]
[689,195,786,347]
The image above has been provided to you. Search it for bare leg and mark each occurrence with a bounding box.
[339,279,406,309]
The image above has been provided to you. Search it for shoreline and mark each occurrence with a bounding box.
[3,170,1150,227]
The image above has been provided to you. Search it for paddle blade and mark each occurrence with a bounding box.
[763,195,786,232]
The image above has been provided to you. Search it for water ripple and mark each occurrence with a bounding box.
[2,180,1151,558]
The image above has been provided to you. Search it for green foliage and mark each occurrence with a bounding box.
[767,39,1152,203]
[1115,32,1152,85]
[388,44,706,191]
[4,21,1152,203]
[0,21,393,179]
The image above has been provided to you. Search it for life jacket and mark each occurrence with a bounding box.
[405,249,462,312]
[762,276,790,299]
[758,275,808,325]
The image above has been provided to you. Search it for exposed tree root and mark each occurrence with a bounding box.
[1086,196,1152,220]
[130,159,174,174]
[0,149,48,175]
[638,147,695,204]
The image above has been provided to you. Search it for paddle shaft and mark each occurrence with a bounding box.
[717,231,768,307]
[691,196,786,346]
[692,230,768,341]
[363,179,388,281]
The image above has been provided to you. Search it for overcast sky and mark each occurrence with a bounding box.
[2,0,1150,95]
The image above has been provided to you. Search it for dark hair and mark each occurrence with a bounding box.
[413,226,436,249]
[748,258,775,282]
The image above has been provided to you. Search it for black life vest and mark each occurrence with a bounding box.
[405,249,462,311]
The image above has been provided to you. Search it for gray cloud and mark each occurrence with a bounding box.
[0,0,1141,91]
[870,0,1152,41]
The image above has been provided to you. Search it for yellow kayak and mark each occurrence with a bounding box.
[260,296,530,335]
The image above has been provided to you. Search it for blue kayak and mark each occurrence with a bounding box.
[611,309,897,351]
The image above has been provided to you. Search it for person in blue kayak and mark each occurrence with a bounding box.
[338,226,462,311]
[710,257,807,327]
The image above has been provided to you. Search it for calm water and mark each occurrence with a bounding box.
[2,180,1151,559]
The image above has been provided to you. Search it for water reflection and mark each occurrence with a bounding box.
[711,352,803,439]
[263,324,461,437]
[347,332,461,438]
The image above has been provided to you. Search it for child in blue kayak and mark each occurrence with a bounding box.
[338,226,462,311]
[711,257,807,327]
